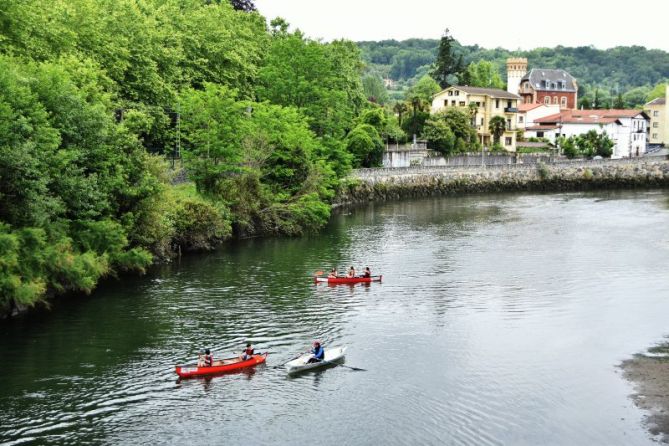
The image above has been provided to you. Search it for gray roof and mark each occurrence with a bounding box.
[646,97,666,106]
[520,69,577,92]
[451,85,520,100]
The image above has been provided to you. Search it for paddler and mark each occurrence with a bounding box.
[240,342,255,361]
[307,340,325,364]
[198,348,214,367]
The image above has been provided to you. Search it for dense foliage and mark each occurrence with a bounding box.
[422,108,479,155]
[0,1,372,312]
[559,132,614,159]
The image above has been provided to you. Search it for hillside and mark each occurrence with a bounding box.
[358,39,669,106]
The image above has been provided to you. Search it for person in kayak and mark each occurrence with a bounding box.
[362,267,371,278]
[307,341,325,364]
[198,349,214,367]
[240,342,254,361]
[346,266,356,278]
[327,267,338,278]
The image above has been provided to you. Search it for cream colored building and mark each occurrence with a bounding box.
[431,85,521,151]
[645,86,668,147]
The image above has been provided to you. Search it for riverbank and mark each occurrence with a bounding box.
[334,159,669,207]
[621,341,669,443]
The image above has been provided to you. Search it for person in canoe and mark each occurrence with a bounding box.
[362,266,371,278]
[307,340,325,364]
[198,349,214,367]
[240,342,254,361]
[346,266,356,278]
[327,267,338,278]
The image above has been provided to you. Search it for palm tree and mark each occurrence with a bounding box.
[488,115,506,145]
[393,102,408,126]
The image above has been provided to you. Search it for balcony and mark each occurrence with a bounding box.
[504,107,518,113]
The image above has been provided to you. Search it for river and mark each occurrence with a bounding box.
[1,190,669,445]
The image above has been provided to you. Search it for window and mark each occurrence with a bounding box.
[496,99,500,108]
[480,118,485,126]
[506,119,512,129]
[448,91,453,96]
[544,96,551,105]
[537,131,545,138]
[451,100,456,106]
[505,137,512,146]
[507,100,512,108]
[459,101,466,106]
[553,96,559,104]
[455,90,460,96]
[653,133,658,139]
[444,100,448,107]
[476,101,481,107]
[519,116,524,123]
[653,122,659,128]
[653,110,659,117]
[561,97,567,108]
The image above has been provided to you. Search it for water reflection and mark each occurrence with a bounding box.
[1,190,668,445]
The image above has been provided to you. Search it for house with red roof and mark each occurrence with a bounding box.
[527,109,650,158]
[517,103,560,130]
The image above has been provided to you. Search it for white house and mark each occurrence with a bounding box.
[530,109,650,158]
[518,103,560,130]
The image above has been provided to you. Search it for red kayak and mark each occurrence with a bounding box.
[314,275,382,284]
[175,353,267,378]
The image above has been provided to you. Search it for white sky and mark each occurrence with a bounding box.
[254,0,669,51]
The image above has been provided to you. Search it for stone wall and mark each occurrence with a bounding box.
[335,159,669,207]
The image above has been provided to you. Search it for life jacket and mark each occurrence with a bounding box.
[313,345,324,360]
[204,354,213,366]
[243,347,254,357]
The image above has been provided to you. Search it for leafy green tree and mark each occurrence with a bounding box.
[423,108,478,155]
[406,75,441,103]
[393,102,409,126]
[257,28,365,138]
[646,83,667,102]
[362,75,389,104]
[623,86,651,107]
[613,93,624,109]
[346,124,384,168]
[488,116,507,145]
[430,29,464,89]
[461,61,505,89]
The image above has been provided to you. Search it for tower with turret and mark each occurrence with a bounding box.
[506,57,528,96]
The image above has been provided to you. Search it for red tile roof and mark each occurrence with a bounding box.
[534,109,644,125]
[518,103,543,112]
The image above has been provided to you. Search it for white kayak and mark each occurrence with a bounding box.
[285,346,347,374]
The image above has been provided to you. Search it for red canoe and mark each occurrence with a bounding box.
[314,275,382,284]
[175,353,267,378]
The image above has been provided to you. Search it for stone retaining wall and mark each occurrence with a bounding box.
[335,160,669,207]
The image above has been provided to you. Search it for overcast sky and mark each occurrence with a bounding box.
[254,0,669,51]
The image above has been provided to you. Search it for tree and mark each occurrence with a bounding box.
[488,116,507,145]
[430,29,464,89]
[461,61,505,89]
[613,93,624,109]
[345,124,384,168]
[362,74,388,104]
[646,83,667,102]
[623,86,651,107]
[422,108,478,155]
[393,102,408,126]
[406,75,441,103]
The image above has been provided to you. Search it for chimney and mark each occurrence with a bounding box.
[506,57,528,96]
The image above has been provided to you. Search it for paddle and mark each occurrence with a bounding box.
[273,351,309,369]
[317,359,366,372]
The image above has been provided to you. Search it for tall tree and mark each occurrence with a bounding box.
[461,61,505,89]
[488,115,506,145]
[430,29,464,89]
[362,74,389,104]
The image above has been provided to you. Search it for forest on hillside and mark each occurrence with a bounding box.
[358,38,669,107]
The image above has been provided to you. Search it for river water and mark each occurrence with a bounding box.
[2,191,669,445]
